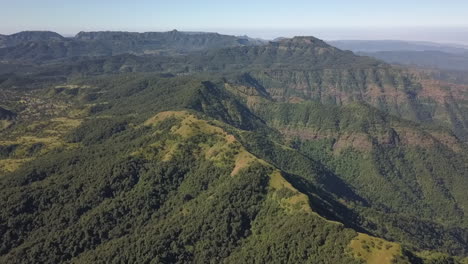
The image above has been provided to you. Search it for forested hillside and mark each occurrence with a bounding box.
[4,35,466,141]
[1,31,468,263]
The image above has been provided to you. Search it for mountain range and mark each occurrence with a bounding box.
[328,40,468,54]
[0,30,264,63]
[0,30,468,264]
[330,40,468,71]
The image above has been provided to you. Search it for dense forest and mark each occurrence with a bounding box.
[1,30,468,263]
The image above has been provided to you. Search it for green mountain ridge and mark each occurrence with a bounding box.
[1,32,468,263]
[8,35,464,141]
[225,77,468,253]
[0,30,264,63]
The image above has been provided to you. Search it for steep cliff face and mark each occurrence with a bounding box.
[241,68,468,140]
[200,37,466,141]
[196,36,467,141]
[224,79,468,255]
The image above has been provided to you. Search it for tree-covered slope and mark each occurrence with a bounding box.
[223,79,468,255]
[6,34,465,141]
[0,106,16,130]
[1,73,467,263]
[0,102,389,263]
[1,30,468,263]
[0,106,15,120]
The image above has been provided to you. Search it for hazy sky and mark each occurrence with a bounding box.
[1,0,468,43]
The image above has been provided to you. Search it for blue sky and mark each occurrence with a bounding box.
[1,0,468,42]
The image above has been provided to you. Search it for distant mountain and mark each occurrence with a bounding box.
[191,36,381,71]
[327,40,468,72]
[0,31,65,48]
[328,40,468,54]
[193,37,468,140]
[358,50,468,71]
[0,30,264,63]
[74,30,260,49]
[3,35,467,140]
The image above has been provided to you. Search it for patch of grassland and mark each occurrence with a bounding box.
[349,233,403,264]
[143,111,264,176]
[54,85,92,89]
[0,158,33,174]
[268,171,347,227]
[43,118,83,136]
[0,117,82,175]
[0,120,13,130]
[269,170,313,214]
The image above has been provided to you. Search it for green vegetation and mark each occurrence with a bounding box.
[0,32,467,263]
[349,233,405,264]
